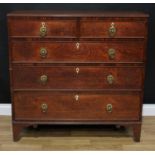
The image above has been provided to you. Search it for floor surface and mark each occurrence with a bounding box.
[0,116,155,150]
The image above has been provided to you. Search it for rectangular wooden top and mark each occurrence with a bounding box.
[7,10,149,18]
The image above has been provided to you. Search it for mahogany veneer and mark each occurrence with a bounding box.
[11,40,145,63]
[12,66,143,90]
[7,11,149,142]
[14,91,141,121]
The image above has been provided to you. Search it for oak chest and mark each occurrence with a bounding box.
[7,11,149,141]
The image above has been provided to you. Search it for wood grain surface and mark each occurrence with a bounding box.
[11,40,145,63]
[13,91,141,121]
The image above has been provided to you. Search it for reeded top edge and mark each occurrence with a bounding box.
[7,10,149,18]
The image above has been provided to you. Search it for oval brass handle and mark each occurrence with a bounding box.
[40,48,47,58]
[40,22,47,37]
[107,74,114,84]
[108,48,116,59]
[76,42,80,50]
[40,75,48,84]
[106,104,113,113]
[75,67,80,74]
[108,22,116,37]
[41,103,48,113]
[75,94,79,101]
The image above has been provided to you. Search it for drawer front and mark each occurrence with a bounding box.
[11,40,144,63]
[14,91,141,121]
[12,66,143,89]
[8,19,77,37]
[81,20,147,38]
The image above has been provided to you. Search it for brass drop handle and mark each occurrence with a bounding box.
[40,75,48,84]
[107,74,114,84]
[106,104,113,113]
[74,94,79,101]
[40,22,47,37]
[76,42,80,50]
[41,103,48,113]
[75,67,80,74]
[108,48,116,59]
[40,48,47,58]
[108,22,116,37]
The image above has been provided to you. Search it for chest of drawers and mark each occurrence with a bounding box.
[7,11,149,142]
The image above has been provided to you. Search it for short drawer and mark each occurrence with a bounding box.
[81,20,147,38]
[13,91,141,121]
[12,66,143,90]
[11,40,144,63]
[8,19,77,38]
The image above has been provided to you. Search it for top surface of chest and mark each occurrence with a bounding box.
[7,11,149,17]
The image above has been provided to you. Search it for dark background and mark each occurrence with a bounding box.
[0,3,155,104]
